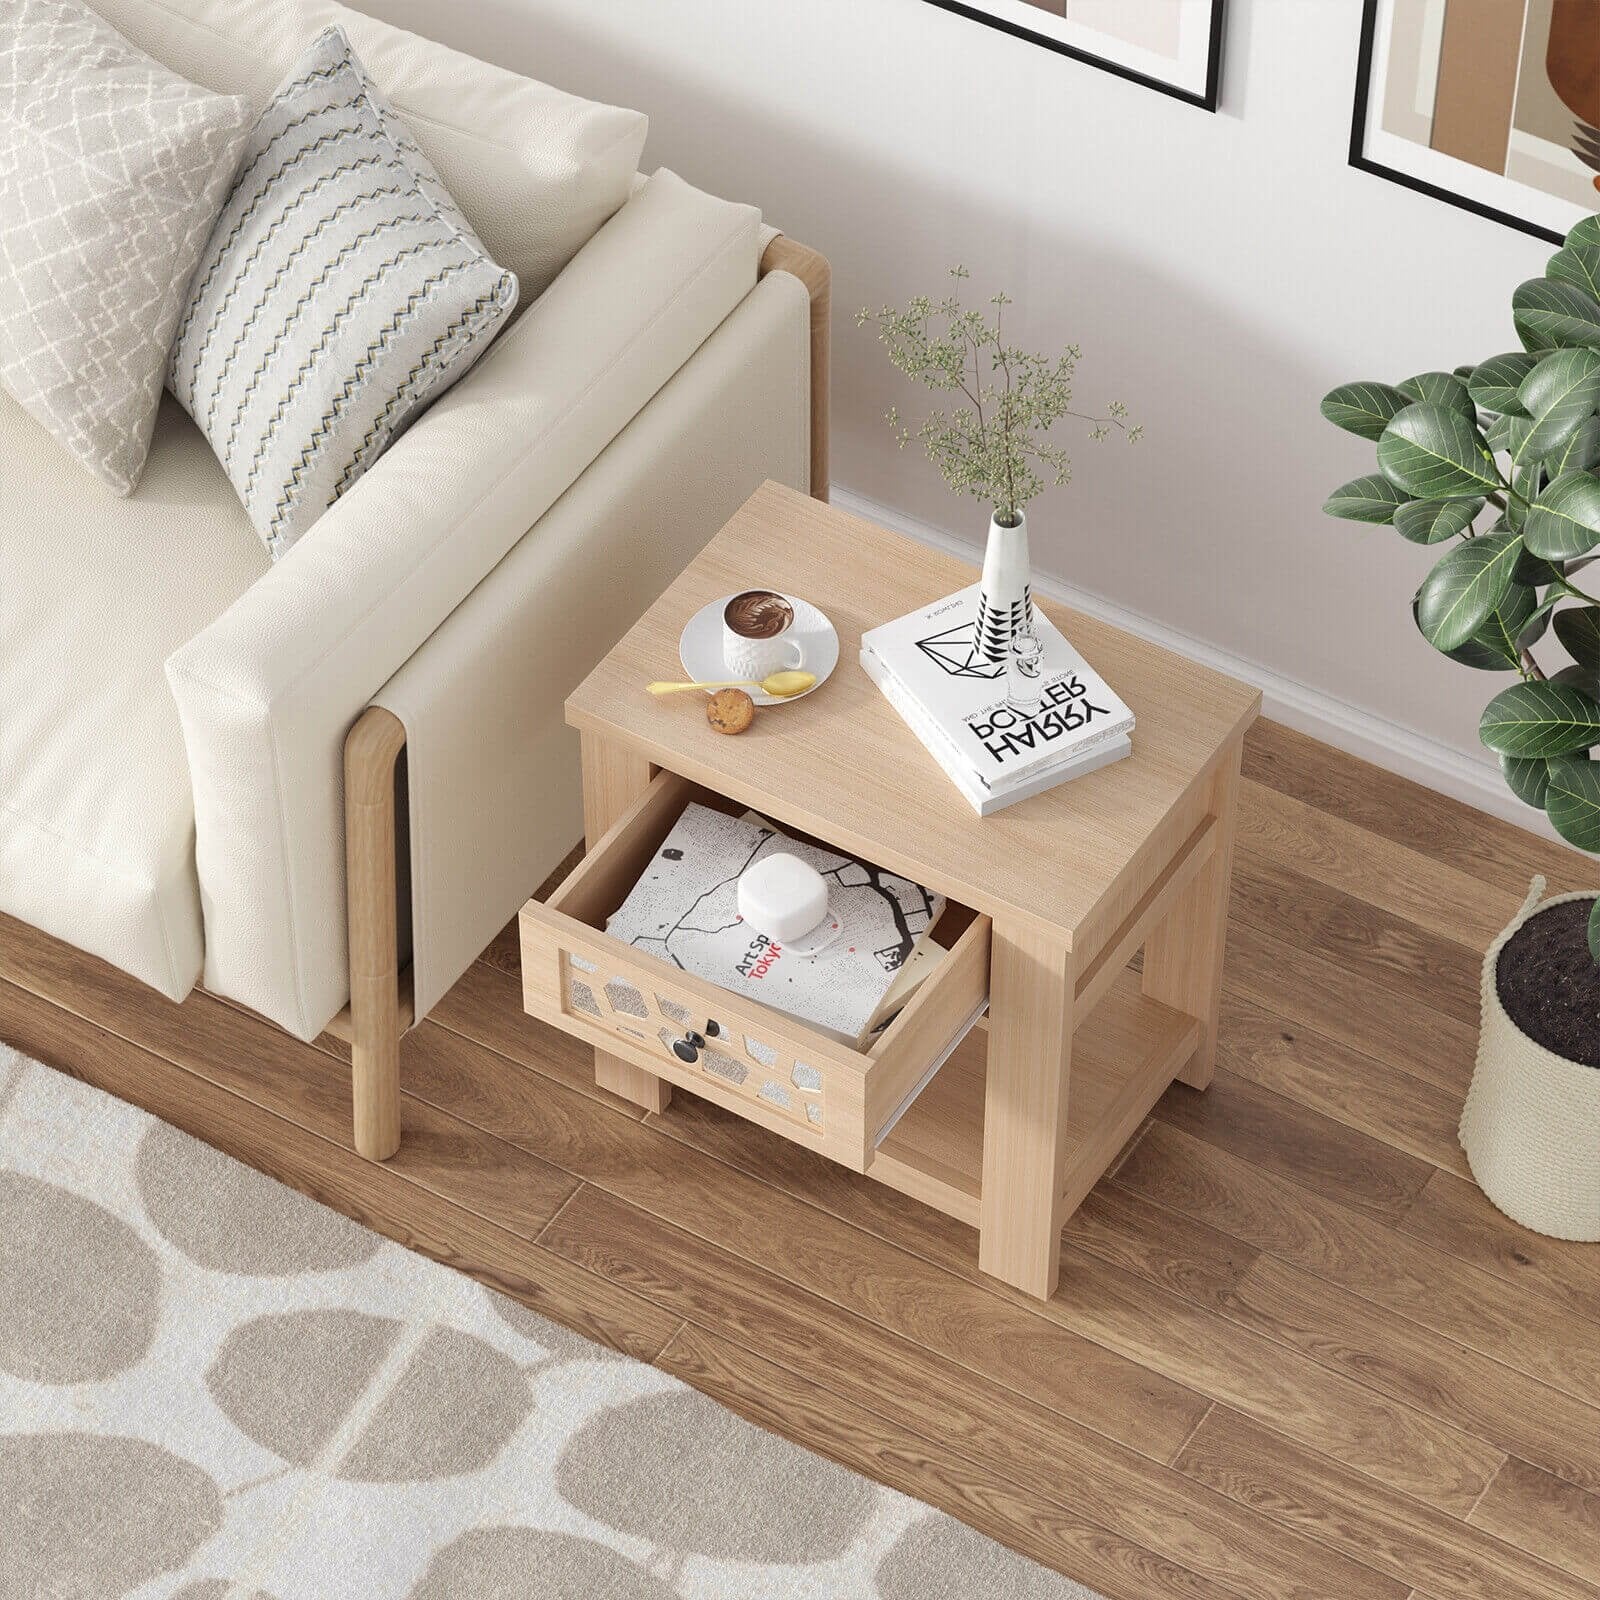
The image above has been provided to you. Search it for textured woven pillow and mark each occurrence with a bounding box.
[168,26,518,558]
[0,0,252,495]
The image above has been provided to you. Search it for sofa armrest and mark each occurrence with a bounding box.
[166,168,765,1040]
[373,268,812,1024]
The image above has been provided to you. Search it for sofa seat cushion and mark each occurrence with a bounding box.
[0,390,269,999]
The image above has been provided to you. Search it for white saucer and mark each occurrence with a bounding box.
[679,593,839,706]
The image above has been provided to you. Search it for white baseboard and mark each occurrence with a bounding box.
[832,484,1557,841]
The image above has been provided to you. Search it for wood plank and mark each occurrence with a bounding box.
[1230,852,1482,1029]
[1237,776,1519,951]
[0,978,676,1363]
[0,915,578,1240]
[1114,1122,1600,1408]
[1223,921,1480,1096]
[1469,1457,1600,1588]
[544,1184,1404,1600]
[1241,720,1591,894]
[1216,992,1471,1179]
[1220,1254,1600,1495]
[382,1003,1212,1466]
[1152,1068,1435,1227]
[1174,1407,1590,1600]
[658,1323,1245,1600]
[429,956,647,1117]
[1400,1167,1600,1327]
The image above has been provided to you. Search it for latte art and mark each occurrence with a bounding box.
[724,590,793,639]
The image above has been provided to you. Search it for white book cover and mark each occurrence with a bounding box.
[605,803,945,1046]
[860,584,1134,783]
[862,644,1131,815]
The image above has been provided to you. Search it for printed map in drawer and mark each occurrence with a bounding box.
[605,802,945,1046]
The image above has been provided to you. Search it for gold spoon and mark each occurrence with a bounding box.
[646,669,817,699]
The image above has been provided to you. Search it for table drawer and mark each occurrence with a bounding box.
[519,770,990,1171]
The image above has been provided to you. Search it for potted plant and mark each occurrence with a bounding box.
[858,267,1140,666]
[1321,213,1600,1241]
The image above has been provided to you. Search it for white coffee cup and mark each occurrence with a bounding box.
[723,589,804,681]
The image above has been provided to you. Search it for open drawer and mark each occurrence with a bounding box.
[519,770,991,1171]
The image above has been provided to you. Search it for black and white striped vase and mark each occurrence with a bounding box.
[974,510,1034,665]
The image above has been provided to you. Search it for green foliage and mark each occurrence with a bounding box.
[1321,213,1600,945]
[857,267,1140,525]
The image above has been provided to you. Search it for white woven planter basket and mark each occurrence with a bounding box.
[1460,876,1600,1242]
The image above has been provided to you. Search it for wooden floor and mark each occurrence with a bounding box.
[4,719,1600,1600]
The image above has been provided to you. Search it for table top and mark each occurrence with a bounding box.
[567,482,1260,943]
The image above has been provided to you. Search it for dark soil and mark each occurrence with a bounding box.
[1496,899,1600,1068]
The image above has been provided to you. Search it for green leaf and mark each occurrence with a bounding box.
[1543,415,1600,476]
[1324,473,1412,523]
[1393,496,1483,544]
[1415,533,1523,651]
[1545,757,1600,851]
[1548,232,1600,305]
[1508,462,1541,531]
[1513,278,1600,352]
[1469,351,1538,416]
[1522,470,1600,559]
[1514,545,1563,587]
[1513,347,1600,463]
[1399,370,1475,417]
[1479,679,1600,757]
[1439,582,1539,670]
[1320,382,1413,441]
[1501,753,1551,809]
[1588,897,1600,964]
[1567,215,1600,252]
[1555,605,1600,669]
[1377,404,1503,498]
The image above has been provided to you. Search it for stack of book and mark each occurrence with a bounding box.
[606,802,947,1047]
[860,584,1133,815]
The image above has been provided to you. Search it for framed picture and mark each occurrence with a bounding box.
[1351,0,1600,245]
[920,1,1226,112]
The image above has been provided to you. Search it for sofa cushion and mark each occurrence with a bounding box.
[169,26,518,557]
[0,0,252,494]
[89,0,647,301]
[0,391,268,1000]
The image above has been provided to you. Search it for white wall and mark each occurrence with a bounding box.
[370,0,1558,819]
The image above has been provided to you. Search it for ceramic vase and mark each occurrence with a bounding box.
[974,510,1034,664]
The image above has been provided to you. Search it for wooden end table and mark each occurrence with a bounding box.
[520,482,1260,1299]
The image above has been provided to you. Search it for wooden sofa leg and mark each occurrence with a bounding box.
[345,705,407,1161]
[758,236,830,502]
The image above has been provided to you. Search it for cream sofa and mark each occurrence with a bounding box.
[0,0,827,1158]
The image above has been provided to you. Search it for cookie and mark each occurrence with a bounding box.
[706,688,755,735]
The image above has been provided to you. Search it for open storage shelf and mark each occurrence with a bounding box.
[868,965,1201,1228]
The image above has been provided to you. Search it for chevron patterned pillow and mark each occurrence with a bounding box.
[169,26,518,559]
[0,0,252,495]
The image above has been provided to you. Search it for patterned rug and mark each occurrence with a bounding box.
[0,1045,1099,1599]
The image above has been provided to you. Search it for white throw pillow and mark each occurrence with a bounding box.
[88,0,648,302]
[168,26,518,558]
[0,0,252,494]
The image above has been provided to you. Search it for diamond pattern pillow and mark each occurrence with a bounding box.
[0,0,252,494]
[168,27,519,559]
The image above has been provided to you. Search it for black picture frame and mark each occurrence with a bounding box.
[920,0,1226,113]
[1348,0,1565,247]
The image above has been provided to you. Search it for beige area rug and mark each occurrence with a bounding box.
[0,1046,1102,1600]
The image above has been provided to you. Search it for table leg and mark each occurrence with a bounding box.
[978,922,1075,1300]
[579,731,672,1114]
[1141,739,1242,1091]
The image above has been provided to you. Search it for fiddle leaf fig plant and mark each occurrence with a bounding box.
[1322,214,1600,961]
[857,266,1140,526]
